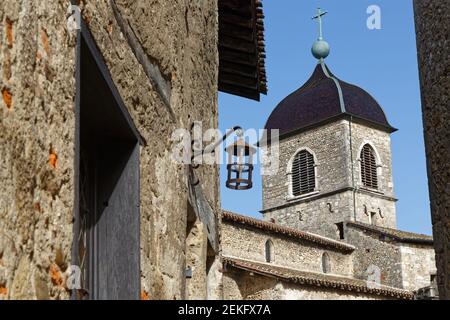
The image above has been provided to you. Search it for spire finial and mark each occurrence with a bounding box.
[311,7,330,60]
[312,7,328,40]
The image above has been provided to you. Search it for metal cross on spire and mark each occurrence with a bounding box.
[312,7,328,40]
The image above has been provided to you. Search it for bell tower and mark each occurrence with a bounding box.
[261,9,398,239]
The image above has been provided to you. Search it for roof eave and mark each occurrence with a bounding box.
[218,0,268,101]
[260,113,397,146]
[222,256,415,300]
[346,221,434,245]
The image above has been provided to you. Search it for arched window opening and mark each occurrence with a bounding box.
[360,144,378,189]
[265,240,274,263]
[291,150,316,196]
[322,252,331,274]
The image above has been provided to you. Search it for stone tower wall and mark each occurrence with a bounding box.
[262,118,397,238]
[350,121,397,229]
[262,120,350,211]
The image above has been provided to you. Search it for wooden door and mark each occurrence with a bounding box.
[75,21,142,300]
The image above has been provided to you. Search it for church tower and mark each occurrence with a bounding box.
[261,9,398,239]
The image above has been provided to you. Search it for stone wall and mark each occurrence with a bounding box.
[0,0,220,300]
[262,120,350,211]
[350,121,397,229]
[413,0,450,300]
[345,226,404,289]
[345,224,436,291]
[185,215,208,300]
[263,191,354,240]
[262,120,355,239]
[261,118,397,239]
[399,243,436,291]
[222,222,353,277]
[0,0,77,300]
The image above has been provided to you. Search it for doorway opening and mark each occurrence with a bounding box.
[75,23,141,300]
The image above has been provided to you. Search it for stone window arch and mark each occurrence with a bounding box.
[288,148,317,197]
[360,144,379,189]
[321,252,331,274]
[265,239,274,263]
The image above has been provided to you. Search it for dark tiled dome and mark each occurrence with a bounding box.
[265,63,395,137]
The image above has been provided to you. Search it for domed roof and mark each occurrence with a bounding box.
[265,62,396,138]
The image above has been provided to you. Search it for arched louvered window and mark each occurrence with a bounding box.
[360,144,378,189]
[265,240,274,263]
[322,252,331,274]
[291,150,316,196]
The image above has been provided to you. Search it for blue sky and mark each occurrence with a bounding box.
[218,0,432,235]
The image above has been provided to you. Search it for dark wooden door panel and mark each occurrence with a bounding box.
[104,144,140,300]
[76,21,142,300]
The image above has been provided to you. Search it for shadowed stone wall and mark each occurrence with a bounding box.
[413,0,450,300]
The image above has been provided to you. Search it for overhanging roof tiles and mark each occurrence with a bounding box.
[223,256,414,300]
[218,0,267,101]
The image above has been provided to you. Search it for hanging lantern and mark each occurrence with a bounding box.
[225,139,257,190]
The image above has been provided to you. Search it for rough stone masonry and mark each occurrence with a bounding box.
[414,0,450,300]
[0,0,221,300]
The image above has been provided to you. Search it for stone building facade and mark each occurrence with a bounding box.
[222,212,355,277]
[222,211,431,300]
[0,0,267,300]
[345,222,436,291]
[0,0,220,300]
[413,0,450,300]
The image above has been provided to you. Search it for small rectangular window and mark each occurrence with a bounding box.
[370,212,377,225]
[336,223,345,239]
